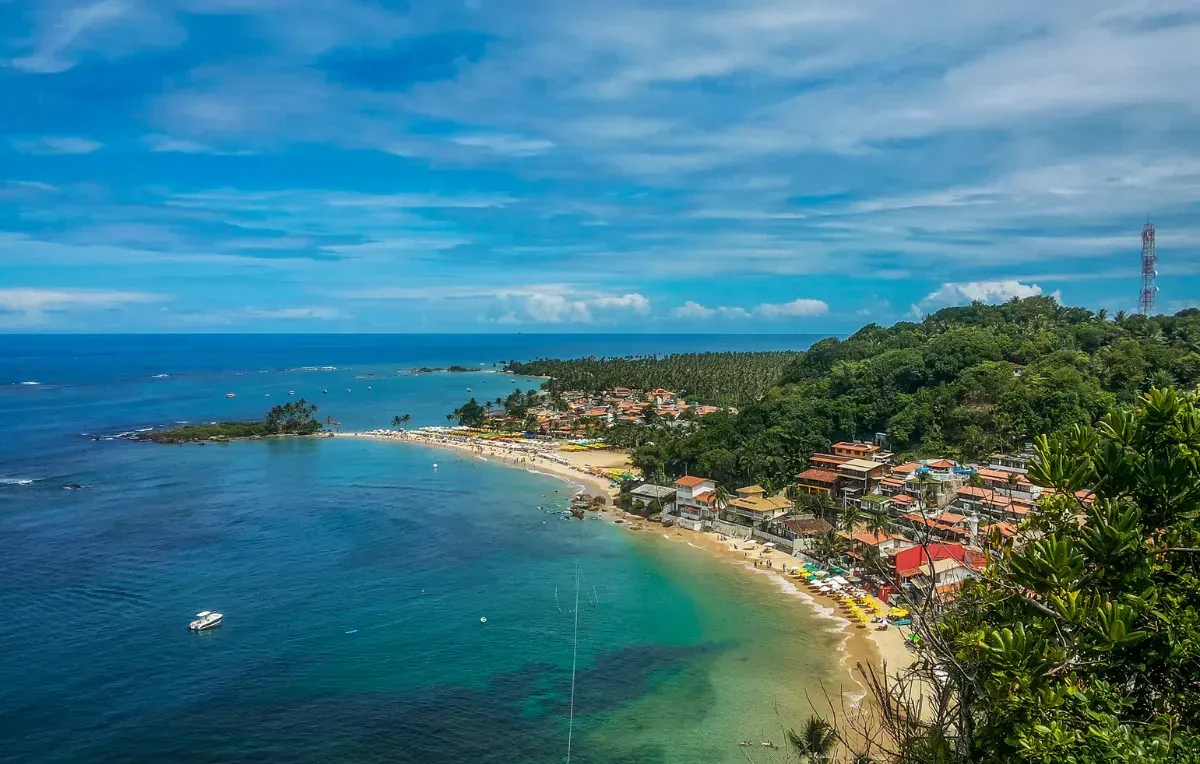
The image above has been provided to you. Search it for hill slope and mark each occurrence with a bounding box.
[630,298,1200,490]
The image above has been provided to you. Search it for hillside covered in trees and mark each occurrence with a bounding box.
[625,298,1200,490]
[505,351,799,408]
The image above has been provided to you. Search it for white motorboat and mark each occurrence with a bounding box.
[225,393,236,399]
[189,611,223,631]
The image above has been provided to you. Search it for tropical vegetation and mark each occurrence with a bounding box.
[138,399,324,442]
[835,386,1200,763]
[505,351,800,407]
[627,300,1200,490]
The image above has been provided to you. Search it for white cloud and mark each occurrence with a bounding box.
[450,134,555,156]
[12,136,103,155]
[244,307,347,320]
[0,288,164,321]
[756,298,829,317]
[590,293,651,312]
[912,280,1044,316]
[491,290,651,324]
[671,298,827,319]
[9,0,136,73]
[143,135,254,155]
[671,301,716,319]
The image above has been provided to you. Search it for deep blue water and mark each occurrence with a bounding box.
[0,334,839,764]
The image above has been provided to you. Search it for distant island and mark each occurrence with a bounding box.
[410,365,474,373]
[134,400,325,443]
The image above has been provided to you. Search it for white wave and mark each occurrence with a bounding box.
[0,478,35,486]
[18,381,40,386]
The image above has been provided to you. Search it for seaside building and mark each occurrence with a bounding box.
[674,475,717,531]
[725,485,791,526]
[777,516,835,553]
[836,458,889,499]
[630,484,677,512]
[898,509,974,542]
[842,525,911,555]
[795,467,840,496]
[953,486,1033,524]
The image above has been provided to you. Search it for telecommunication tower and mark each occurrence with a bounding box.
[1139,223,1157,316]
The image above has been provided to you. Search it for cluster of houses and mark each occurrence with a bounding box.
[627,440,1046,602]
[503,387,731,436]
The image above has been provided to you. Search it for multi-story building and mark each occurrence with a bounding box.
[674,475,716,530]
[725,485,792,526]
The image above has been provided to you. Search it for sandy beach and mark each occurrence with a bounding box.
[337,429,622,500]
[341,427,915,713]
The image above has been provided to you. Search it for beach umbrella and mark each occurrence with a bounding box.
[889,608,910,618]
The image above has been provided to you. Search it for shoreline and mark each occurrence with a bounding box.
[336,429,619,499]
[341,428,915,717]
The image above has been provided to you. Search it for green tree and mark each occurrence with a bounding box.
[450,398,486,428]
[391,413,412,429]
[846,388,1200,762]
[788,716,837,763]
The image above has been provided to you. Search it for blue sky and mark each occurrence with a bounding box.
[2,0,1200,332]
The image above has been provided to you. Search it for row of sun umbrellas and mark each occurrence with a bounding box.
[790,563,903,629]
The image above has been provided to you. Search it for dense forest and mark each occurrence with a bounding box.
[505,351,799,407]
[611,298,1200,490]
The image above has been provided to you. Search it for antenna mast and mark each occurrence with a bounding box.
[1139,223,1157,316]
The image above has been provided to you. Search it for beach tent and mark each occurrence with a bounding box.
[831,576,850,586]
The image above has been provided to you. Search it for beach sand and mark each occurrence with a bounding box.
[336,430,622,500]
[339,429,915,721]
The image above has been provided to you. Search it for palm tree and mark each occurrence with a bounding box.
[713,483,732,523]
[391,413,412,429]
[788,715,837,763]
[814,530,845,565]
[839,503,862,534]
[864,511,889,538]
[1097,308,1109,322]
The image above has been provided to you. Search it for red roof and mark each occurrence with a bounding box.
[938,512,967,524]
[981,522,1018,538]
[892,494,915,505]
[897,566,923,579]
[881,476,906,487]
[796,468,839,484]
[926,459,956,469]
[891,462,920,474]
[675,475,710,488]
[693,490,716,505]
[853,530,906,546]
[956,486,992,499]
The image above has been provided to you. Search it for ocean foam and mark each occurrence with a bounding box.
[0,478,35,486]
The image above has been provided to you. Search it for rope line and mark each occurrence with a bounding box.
[565,564,581,764]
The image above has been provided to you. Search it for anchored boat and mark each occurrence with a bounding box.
[189,611,223,631]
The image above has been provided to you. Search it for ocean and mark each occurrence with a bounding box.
[0,334,849,764]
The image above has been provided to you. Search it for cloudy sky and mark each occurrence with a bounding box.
[2,0,1199,332]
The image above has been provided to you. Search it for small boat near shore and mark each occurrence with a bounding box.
[225,393,236,399]
[188,611,223,631]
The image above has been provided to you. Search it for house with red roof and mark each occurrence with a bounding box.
[795,467,839,496]
[674,475,717,530]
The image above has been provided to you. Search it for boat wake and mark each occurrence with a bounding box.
[0,477,37,486]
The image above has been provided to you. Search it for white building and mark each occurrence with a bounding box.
[674,475,716,531]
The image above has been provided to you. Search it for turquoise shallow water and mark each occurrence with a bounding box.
[0,335,843,764]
